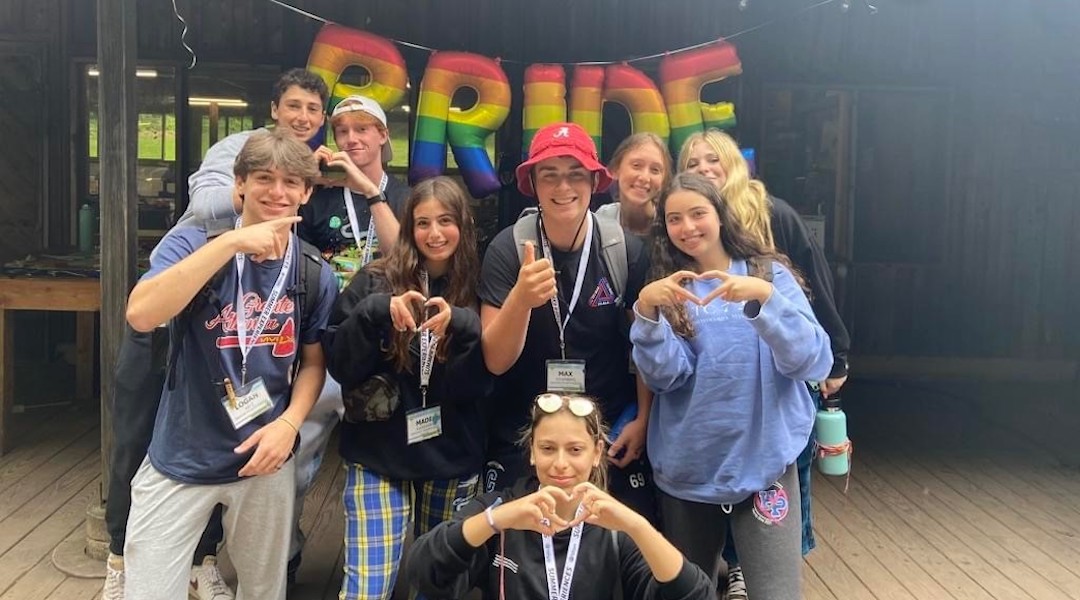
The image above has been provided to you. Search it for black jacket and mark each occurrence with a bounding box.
[323,269,490,480]
[770,197,851,378]
[405,477,714,600]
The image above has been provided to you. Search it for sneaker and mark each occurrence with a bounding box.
[722,566,749,600]
[189,555,235,600]
[102,553,125,600]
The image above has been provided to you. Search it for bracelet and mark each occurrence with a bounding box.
[365,192,387,207]
[276,416,300,435]
[483,507,498,535]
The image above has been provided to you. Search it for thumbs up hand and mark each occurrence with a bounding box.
[511,241,558,309]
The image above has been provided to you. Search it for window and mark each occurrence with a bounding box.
[84,64,179,237]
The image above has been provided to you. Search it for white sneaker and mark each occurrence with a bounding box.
[101,553,125,600]
[188,556,235,600]
[722,566,749,600]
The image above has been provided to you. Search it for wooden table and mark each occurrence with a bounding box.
[0,276,100,454]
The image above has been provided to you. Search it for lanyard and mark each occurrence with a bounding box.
[539,213,594,360]
[343,172,389,267]
[233,217,294,386]
[541,516,584,600]
[418,269,438,407]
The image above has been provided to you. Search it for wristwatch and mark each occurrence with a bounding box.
[365,192,387,208]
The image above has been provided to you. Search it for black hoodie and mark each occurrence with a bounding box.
[323,269,490,480]
[405,477,714,600]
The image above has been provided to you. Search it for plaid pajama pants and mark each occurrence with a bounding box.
[339,462,479,600]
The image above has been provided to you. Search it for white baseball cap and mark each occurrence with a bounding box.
[330,95,392,163]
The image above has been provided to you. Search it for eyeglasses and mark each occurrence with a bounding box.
[534,393,596,417]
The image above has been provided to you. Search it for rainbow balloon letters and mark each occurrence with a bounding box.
[308,25,742,197]
[411,52,511,198]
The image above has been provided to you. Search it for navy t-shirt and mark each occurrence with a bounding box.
[143,226,338,484]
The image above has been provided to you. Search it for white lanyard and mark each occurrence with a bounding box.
[233,217,294,386]
[541,517,584,600]
[539,213,594,360]
[418,269,438,407]
[343,172,389,267]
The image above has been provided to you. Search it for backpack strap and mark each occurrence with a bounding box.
[594,214,627,308]
[513,208,540,265]
[291,239,325,377]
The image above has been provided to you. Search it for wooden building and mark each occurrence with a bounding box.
[2,0,1078,384]
[0,1,1079,598]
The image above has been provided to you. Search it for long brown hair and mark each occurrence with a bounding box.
[649,173,799,338]
[365,176,480,371]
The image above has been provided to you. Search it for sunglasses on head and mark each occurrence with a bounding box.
[534,393,596,417]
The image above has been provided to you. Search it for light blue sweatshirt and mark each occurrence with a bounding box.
[178,128,265,229]
[630,259,832,505]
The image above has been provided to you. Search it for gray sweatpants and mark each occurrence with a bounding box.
[660,463,802,600]
[124,457,295,600]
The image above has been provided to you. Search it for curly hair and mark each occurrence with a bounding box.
[649,173,801,338]
[271,68,330,106]
[677,129,774,250]
[365,177,480,372]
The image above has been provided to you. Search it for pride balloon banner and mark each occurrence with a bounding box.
[659,41,742,151]
[604,63,671,146]
[307,24,408,112]
[522,65,567,155]
[411,52,511,198]
[307,25,744,197]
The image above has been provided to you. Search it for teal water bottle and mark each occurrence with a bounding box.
[815,395,850,476]
[78,203,95,254]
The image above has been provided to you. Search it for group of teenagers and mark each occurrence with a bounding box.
[103,67,850,600]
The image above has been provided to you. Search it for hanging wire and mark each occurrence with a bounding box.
[266,0,331,23]
[261,0,845,65]
[171,0,197,68]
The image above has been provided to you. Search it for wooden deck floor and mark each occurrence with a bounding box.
[0,381,1077,600]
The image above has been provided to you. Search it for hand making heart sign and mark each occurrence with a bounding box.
[389,290,452,337]
[636,268,774,320]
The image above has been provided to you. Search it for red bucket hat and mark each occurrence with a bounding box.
[515,122,613,197]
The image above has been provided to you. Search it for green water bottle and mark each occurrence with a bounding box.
[78,203,96,254]
[815,395,850,476]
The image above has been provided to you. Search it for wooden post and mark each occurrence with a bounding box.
[92,0,138,560]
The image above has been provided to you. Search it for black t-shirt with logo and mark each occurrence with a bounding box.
[298,176,410,289]
[477,217,649,453]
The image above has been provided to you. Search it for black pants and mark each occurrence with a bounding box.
[105,326,223,559]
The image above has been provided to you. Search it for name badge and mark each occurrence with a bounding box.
[406,405,443,445]
[546,359,586,393]
[221,377,274,430]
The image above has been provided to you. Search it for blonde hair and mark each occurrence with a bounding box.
[677,130,774,250]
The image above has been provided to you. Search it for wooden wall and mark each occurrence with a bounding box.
[0,0,68,259]
[6,0,1080,378]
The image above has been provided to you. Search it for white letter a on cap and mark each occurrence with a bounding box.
[554,126,570,138]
